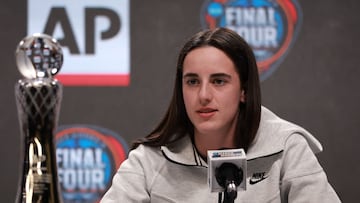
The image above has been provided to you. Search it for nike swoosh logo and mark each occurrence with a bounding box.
[249,176,268,185]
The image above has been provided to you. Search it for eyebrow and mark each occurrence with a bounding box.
[183,72,231,79]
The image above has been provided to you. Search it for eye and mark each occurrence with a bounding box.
[212,78,227,86]
[185,78,199,86]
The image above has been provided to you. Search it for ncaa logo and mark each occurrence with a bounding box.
[27,0,130,86]
[201,0,302,81]
[56,125,128,202]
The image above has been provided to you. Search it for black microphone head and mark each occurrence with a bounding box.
[215,162,243,187]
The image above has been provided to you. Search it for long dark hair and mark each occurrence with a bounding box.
[132,27,261,152]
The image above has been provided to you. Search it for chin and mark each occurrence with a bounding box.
[194,124,220,134]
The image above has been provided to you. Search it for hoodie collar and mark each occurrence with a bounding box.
[161,135,207,167]
[161,106,323,166]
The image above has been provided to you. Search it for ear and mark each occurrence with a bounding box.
[240,90,246,103]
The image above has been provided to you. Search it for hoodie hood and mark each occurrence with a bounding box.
[246,106,322,160]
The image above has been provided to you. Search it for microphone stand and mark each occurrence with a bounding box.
[218,181,237,203]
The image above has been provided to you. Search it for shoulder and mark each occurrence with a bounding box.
[128,144,163,161]
[279,133,341,202]
[101,145,164,202]
[130,144,162,157]
[120,144,165,172]
[247,106,323,159]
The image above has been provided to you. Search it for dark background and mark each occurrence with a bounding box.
[1,0,359,202]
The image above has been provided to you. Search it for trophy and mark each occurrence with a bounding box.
[14,33,64,203]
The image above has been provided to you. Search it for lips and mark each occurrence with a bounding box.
[196,108,217,118]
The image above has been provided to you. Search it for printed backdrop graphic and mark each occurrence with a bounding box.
[0,0,357,202]
[27,0,130,86]
[201,0,302,81]
[56,125,129,203]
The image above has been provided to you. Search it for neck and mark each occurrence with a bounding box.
[194,129,237,159]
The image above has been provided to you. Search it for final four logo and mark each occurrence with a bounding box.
[55,125,128,202]
[201,0,302,80]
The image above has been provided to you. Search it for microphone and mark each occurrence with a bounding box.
[208,149,247,194]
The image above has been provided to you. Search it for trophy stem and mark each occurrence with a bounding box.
[15,78,63,203]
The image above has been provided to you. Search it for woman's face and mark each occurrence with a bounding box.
[182,46,245,136]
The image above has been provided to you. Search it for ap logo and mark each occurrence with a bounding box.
[28,0,130,86]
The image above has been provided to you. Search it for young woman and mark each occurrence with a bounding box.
[101,28,341,202]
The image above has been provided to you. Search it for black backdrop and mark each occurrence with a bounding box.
[1,0,359,202]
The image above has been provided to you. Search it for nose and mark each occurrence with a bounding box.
[198,82,212,105]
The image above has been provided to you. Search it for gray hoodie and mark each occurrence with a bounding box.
[101,107,341,202]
